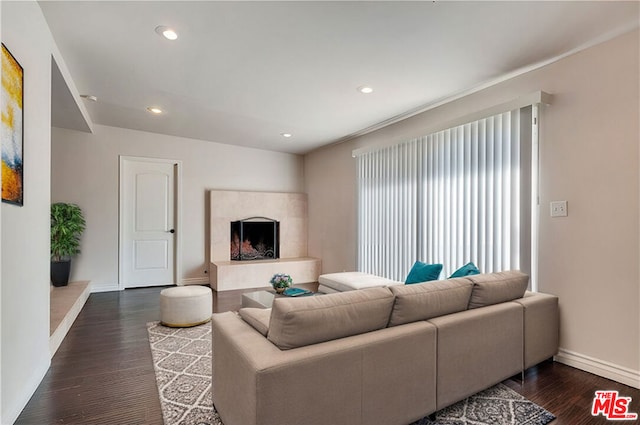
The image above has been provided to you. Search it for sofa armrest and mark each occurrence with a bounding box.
[212,311,437,425]
[513,291,559,369]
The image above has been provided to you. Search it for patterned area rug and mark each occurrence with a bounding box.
[147,321,555,425]
[147,321,222,425]
[410,384,556,425]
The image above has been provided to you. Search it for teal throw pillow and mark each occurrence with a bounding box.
[449,262,481,278]
[405,261,443,284]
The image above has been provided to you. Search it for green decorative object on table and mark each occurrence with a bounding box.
[270,273,293,294]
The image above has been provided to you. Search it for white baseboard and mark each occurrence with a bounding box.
[555,348,640,389]
[90,283,120,293]
[91,279,209,292]
[181,277,209,286]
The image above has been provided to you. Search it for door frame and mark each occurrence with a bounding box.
[118,155,183,290]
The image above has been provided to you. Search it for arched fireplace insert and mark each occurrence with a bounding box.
[230,217,280,261]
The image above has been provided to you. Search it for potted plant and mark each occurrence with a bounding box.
[270,273,293,294]
[50,202,86,287]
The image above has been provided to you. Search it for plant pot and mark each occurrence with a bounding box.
[274,286,286,294]
[51,260,71,287]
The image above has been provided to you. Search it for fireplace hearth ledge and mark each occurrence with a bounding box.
[210,257,321,292]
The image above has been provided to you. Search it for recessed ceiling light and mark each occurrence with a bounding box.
[155,25,178,41]
[357,85,374,94]
[80,94,98,102]
[147,107,163,114]
[281,133,292,138]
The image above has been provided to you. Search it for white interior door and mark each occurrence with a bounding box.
[120,157,180,288]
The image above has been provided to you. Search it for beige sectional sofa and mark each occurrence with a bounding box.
[211,271,559,425]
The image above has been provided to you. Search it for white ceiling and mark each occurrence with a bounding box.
[40,1,639,155]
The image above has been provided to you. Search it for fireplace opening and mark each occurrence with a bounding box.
[230,217,280,261]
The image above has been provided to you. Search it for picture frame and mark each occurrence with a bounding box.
[2,42,24,206]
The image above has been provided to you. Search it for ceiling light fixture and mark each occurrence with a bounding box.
[281,133,292,138]
[147,106,163,114]
[80,94,98,102]
[357,85,374,94]
[155,25,178,41]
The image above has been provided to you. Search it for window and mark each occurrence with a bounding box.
[356,105,537,283]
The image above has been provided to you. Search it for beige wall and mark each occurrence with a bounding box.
[209,190,309,261]
[305,30,640,383]
[1,1,54,422]
[52,124,304,292]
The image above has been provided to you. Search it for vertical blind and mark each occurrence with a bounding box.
[357,109,527,281]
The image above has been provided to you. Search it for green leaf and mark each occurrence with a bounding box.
[51,202,86,260]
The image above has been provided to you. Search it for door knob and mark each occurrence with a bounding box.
[168,229,175,233]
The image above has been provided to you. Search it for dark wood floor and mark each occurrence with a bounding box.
[17,285,640,424]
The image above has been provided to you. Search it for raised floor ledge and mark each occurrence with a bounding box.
[50,280,91,357]
[211,257,321,291]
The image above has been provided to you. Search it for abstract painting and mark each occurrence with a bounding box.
[2,43,24,206]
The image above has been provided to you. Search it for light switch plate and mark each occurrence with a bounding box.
[550,200,568,217]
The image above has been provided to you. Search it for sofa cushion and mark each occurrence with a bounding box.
[467,270,529,309]
[238,307,271,336]
[267,287,395,350]
[388,278,473,326]
[318,271,402,292]
[317,284,341,294]
[449,262,481,278]
[405,261,443,284]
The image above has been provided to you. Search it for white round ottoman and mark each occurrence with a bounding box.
[160,286,212,327]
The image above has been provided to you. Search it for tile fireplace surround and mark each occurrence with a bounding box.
[209,190,321,291]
